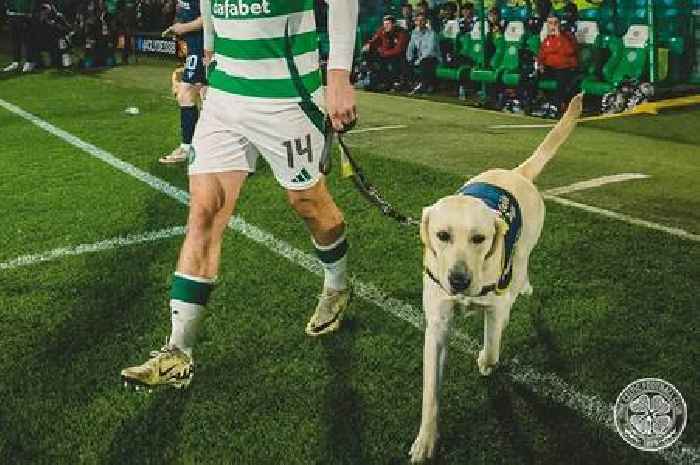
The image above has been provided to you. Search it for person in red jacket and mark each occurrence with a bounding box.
[537,14,579,116]
[361,15,409,90]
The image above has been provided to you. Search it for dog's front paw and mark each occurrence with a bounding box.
[477,349,498,376]
[409,429,439,463]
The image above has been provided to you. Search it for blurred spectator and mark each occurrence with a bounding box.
[361,15,409,91]
[416,1,437,30]
[458,2,475,34]
[406,12,441,94]
[516,47,538,113]
[487,6,505,36]
[3,0,38,72]
[400,2,414,32]
[381,0,401,20]
[538,13,578,116]
[441,1,457,23]
[535,0,553,20]
[560,0,578,35]
[35,0,71,68]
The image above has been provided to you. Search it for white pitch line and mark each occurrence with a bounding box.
[543,173,650,196]
[2,98,698,464]
[0,226,186,271]
[544,194,700,243]
[347,125,407,134]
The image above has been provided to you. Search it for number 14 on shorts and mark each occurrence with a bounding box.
[283,134,313,168]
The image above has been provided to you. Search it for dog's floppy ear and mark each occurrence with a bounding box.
[420,205,434,253]
[485,216,508,261]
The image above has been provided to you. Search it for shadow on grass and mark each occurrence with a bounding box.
[0,184,188,464]
[319,317,365,465]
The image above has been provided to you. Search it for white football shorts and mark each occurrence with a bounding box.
[190,88,326,190]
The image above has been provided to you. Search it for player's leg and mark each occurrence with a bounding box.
[3,17,21,71]
[159,82,202,164]
[287,179,350,336]
[122,90,253,390]
[160,47,206,164]
[120,171,246,390]
[241,102,350,336]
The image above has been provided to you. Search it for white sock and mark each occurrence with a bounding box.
[180,143,191,151]
[169,299,204,357]
[313,234,348,291]
[168,273,215,356]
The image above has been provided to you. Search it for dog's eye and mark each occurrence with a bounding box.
[436,231,451,242]
[472,234,486,244]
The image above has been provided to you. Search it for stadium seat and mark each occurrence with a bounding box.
[500,21,527,87]
[575,20,603,80]
[470,32,505,85]
[581,24,649,95]
[436,23,490,83]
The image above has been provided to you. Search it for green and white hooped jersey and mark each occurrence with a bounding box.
[209,0,322,102]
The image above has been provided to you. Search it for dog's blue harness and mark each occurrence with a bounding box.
[458,182,523,295]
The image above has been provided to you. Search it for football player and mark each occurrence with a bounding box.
[121,0,359,390]
[158,0,207,164]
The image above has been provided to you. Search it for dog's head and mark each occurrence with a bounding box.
[421,195,508,297]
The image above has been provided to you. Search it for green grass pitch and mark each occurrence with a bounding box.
[0,59,698,465]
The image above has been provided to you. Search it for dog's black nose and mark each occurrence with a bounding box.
[448,271,471,293]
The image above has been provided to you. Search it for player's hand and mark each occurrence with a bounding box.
[203,50,213,68]
[326,69,357,132]
[163,23,188,37]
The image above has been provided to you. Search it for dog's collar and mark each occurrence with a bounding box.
[458,182,523,295]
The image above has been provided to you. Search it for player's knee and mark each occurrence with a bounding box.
[187,200,220,233]
[177,84,197,106]
[289,194,344,232]
[288,195,317,219]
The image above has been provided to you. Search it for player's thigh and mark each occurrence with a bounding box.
[190,92,257,176]
[243,103,325,190]
[177,82,201,106]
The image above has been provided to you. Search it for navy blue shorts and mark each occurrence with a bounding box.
[182,52,207,85]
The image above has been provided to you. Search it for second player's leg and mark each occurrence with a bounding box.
[287,178,345,247]
[160,81,202,164]
[287,180,351,336]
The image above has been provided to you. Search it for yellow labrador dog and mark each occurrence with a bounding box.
[409,94,583,463]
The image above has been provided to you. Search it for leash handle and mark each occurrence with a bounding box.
[319,118,356,176]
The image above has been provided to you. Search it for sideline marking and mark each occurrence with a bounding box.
[1,97,697,464]
[0,226,186,271]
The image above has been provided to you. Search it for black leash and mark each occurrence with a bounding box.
[320,119,419,227]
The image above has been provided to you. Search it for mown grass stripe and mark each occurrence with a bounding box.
[1,97,697,464]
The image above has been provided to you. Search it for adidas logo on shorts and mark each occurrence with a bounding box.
[291,168,312,183]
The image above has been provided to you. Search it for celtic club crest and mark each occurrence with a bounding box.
[614,378,687,451]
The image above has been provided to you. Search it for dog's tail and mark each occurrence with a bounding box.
[515,93,583,182]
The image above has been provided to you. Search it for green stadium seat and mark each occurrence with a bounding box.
[500,21,527,87]
[436,23,489,83]
[582,25,649,95]
[575,20,603,79]
[470,32,506,84]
